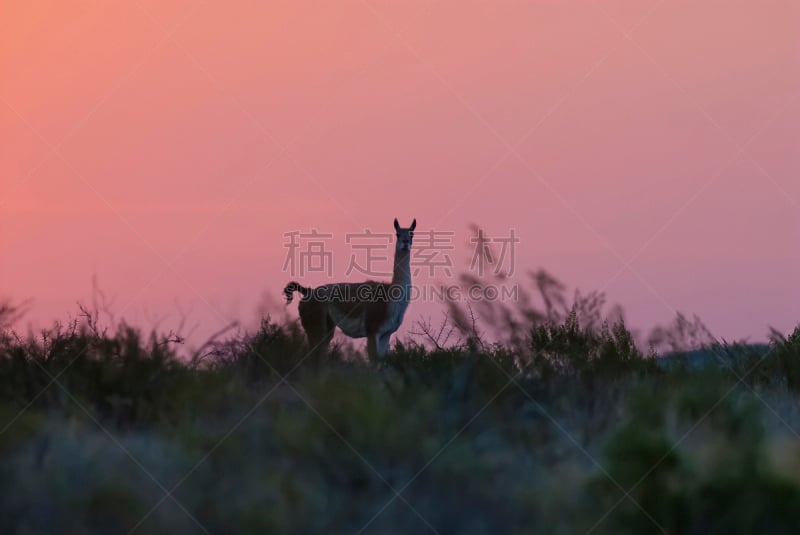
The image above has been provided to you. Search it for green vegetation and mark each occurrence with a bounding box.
[2,302,800,534]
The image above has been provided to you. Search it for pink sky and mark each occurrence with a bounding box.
[2,1,799,346]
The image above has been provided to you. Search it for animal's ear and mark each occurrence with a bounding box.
[394,218,400,232]
[410,219,416,231]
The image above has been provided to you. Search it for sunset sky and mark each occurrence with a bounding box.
[2,1,798,346]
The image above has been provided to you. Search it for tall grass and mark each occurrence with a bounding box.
[2,299,800,533]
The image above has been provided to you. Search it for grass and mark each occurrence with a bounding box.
[2,304,800,534]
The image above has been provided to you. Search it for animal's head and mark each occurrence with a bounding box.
[393,218,416,252]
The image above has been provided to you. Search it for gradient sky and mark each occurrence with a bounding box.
[2,1,799,346]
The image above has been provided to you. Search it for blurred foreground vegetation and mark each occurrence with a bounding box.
[2,292,800,534]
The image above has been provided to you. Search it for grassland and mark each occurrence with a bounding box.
[2,293,800,534]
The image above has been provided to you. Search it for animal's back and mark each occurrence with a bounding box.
[300,281,390,339]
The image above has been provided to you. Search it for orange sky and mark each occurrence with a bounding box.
[2,1,799,345]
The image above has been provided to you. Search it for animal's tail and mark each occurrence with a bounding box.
[283,281,311,304]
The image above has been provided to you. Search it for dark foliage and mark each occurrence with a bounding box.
[2,310,800,534]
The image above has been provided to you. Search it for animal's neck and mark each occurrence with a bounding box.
[391,249,412,289]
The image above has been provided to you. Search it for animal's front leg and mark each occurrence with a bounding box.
[375,333,391,359]
[367,334,378,362]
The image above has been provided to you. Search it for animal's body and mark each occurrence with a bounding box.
[284,218,416,360]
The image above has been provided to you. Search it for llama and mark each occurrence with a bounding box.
[284,218,416,360]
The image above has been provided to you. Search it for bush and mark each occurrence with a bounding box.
[590,377,800,534]
[766,326,800,390]
[207,318,311,380]
[529,311,657,378]
[2,311,800,533]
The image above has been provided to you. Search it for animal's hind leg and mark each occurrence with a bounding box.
[315,322,335,360]
[366,334,378,362]
[375,333,391,359]
[306,323,334,361]
[305,328,326,359]
[298,301,333,360]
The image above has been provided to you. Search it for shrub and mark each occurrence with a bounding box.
[206,318,311,380]
[766,326,800,390]
[529,311,656,379]
[589,377,800,534]
[2,308,800,533]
